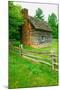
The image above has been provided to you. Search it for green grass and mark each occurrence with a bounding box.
[8,39,58,88]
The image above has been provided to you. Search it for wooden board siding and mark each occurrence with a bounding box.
[31,29,52,45]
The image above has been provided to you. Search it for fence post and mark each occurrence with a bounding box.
[19,44,23,57]
[51,49,56,70]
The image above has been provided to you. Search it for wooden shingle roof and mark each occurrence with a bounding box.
[28,16,52,32]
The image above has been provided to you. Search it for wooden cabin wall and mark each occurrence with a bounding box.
[31,29,52,45]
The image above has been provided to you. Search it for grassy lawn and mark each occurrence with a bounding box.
[8,39,58,88]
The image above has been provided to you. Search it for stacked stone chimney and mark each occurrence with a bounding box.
[22,8,31,46]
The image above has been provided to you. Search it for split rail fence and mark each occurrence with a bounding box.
[19,46,58,71]
[10,44,58,71]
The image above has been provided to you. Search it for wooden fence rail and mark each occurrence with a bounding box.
[20,45,58,71]
[10,45,58,71]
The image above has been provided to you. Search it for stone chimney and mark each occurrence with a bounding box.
[22,8,28,19]
[22,8,30,46]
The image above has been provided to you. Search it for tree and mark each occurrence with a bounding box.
[34,8,44,20]
[48,13,58,38]
[9,2,24,40]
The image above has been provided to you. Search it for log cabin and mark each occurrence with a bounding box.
[20,8,52,48]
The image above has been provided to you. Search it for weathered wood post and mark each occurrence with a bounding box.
[51,48,56,70]
[19,44,23,57]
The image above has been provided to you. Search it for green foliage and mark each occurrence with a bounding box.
[34,8,44,20]
[10,40,20,47]
[48,13,58,38]
[9,1,24,40]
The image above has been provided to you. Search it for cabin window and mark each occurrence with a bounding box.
[41,36,46,42]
